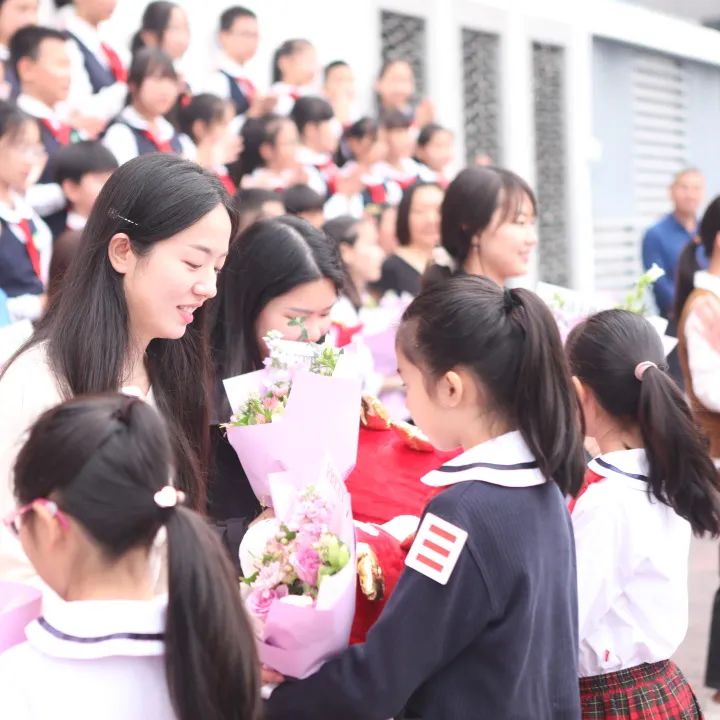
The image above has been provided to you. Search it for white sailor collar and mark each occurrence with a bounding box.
[587,448,649,490]
[119,106,176,142]
[25,594,167,660]
[694,270,720,300]
[297,145,333,167]
[421,430,546,488]
[0,191,35,225]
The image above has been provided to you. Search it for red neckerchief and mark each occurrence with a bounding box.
[100,42,127,83]
[142,129,174,153]
[17,218,41,279]
[40,118,72,146]
[568,468,605,513]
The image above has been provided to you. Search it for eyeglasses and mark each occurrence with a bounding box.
[3,498,69,537]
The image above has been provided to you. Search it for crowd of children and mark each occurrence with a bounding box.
[0,2,719,720]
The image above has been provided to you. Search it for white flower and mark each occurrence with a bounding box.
[646,264,665,282]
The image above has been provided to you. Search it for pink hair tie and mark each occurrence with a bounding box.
[634,361,657,381]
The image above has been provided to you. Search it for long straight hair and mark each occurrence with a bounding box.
[4,154,239,510]
[13,394,261,720]
[209,215,345,418]
[397,274,585,494]
[567,309,720,535]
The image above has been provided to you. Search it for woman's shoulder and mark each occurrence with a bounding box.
[1,342,54,385]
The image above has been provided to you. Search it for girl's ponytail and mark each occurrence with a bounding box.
[637,366,720,536]
[165,506,261,720]
[567,309,720,536]
[508,288,585,495]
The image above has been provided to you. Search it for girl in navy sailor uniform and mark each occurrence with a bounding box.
[269,38,318,117]
[58,0,127,125]
[566,309,720,719]
[372,110,422,191]
[102,48,194,167]
[375,59,435,129]
[0,394,262,720]
[265,275,585,720]
[0,101,51,322]
[414,123,454,188]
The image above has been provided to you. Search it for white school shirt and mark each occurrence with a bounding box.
[0,594,176,720]
[102,106,196,167]
[205,52,255,101]
[0,193,53,323]
[324,161,403,219]
[572,449,690,677]
[56,7,127,123]
[684,271,720,416]
[295,145,334,196]
[269,81,314,116]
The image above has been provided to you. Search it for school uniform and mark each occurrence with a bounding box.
[372,157,422,191]
[102,107,196,167]
[57,6,127,122]
[296,145,338,197]
[416,162,450,188]
[270,81,313,116]
[571,449,701,719]
[0,594,176,719]
[266,430,581,720]
[0,193,52,323]
[324,161,402,219]
[205,52,256,117]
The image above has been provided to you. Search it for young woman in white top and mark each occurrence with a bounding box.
[0,153,236,582]
[0,393,261,720]
[566,308,720,719]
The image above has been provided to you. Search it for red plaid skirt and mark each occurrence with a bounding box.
[579,660,703,719]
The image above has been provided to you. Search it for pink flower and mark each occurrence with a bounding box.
[254,412,268,425]
[262,396,281,412]
[292,545,322,586]
[245,588,278,620]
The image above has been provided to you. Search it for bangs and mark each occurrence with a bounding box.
[494,175,537,226]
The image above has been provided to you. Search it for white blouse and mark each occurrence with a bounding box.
[572,449,691,677]
[0,594,176,720]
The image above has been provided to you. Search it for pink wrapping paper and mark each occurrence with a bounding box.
[224,369,362,504]
[241,465,357,679]
[0,581,41,653]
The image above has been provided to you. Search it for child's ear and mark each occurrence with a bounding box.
[61,178,79,205]
[191,119,206,143]
[437,370,464,408]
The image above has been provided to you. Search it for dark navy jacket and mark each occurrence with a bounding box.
[66,33,115,93]
[220,70,251,116]
[0,218,42,298]
[266,468,580,719]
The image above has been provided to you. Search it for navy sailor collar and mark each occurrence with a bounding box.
[587,448,649,488]
[421,430,547,488]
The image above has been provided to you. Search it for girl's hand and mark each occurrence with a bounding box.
[261,665,285,685]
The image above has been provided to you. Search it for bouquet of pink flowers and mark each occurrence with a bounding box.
[239,460,356,678]
[222,331,362,505]
[0,581,42,652]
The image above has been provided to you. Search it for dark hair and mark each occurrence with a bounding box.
[380,108,412,132]
[377,57,412,81]
[271,38,312,83]
[424,166,535,283]
[674,195,720,322]
[417,123,451,148]
[567,309,720,535]
[9,24,66,74]
[398,275,584,494]
[290,95,334,136]
[220,5,256,31]
[178,93,228,142]
[128,47,177,90]
[233,188,283,231]
[46,229,82,307]
[396,181,442,247]
[209,216,344,415]
[131,1,179,54]
[53,141,118,185]
[283,183,324,214]
[13,394,261,720]
[0,98,34,142]
[4,154,239,511]
[238,114,292,177]
[323,215,364,308]
[344,116,377,144]
[324,59,348,81]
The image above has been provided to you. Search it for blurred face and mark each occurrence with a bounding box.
[20,37,71,106]
[220,15,258,64]
[0,120,45,191]
[417,130,454,172]
[197,104,242,164]
[348,134,385,166]
[472,192,538,282]
[341,220,384,284]
[384,127,413,161]
[255,278,337,355]
[135,74,179,117]
[407,185,443,250]
[324,64,354,102]
[162,6,190,61]
[281,44,317,86]
[377,205,398,254]
[671,171,704,218]
[74,0,116,24]
[111,204,230,346]
[64,170,114,218]
[0,0,38,44]
[305,119,338,155]
[262,120,299,171]
[376,61,414,109]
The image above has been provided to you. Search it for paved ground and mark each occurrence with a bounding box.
[674,535,719,717]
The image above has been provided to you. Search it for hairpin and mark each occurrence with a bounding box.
[109,207,140,227]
